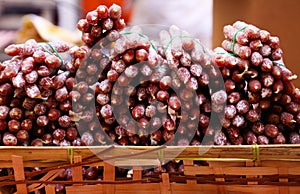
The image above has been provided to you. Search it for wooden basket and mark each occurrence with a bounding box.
[1,145,300,194]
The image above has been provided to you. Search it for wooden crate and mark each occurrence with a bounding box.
[1,145,300,194]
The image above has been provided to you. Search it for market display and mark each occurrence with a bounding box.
[0,5,299,147]
[1,3,300,193]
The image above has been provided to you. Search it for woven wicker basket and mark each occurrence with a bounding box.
[1,145,300,194]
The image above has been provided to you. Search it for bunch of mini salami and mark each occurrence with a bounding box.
[213,21,300,145]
